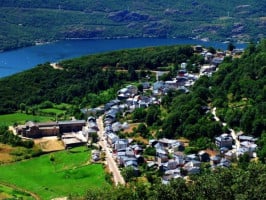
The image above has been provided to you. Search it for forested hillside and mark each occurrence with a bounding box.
[0,45,194,114]
[211,42,266,137]
[84,163,266,200]
[156,40,265,158]
[0,39,265,147]
[0,0,266,50]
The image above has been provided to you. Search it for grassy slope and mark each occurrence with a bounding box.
[0,147,108,199]
[0,184,35,200]
[40,108,66,115]
[0,113,53,126]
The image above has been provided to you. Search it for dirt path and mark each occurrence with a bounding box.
[0,182,41,200]
[8,126,17,135]
[212,107,241,150]
[50,63,64,70]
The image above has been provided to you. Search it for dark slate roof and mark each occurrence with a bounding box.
[58,120,86,125]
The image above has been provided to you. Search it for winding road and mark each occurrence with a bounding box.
[96,116,125,185]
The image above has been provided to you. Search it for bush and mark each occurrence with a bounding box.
[136,123,149,138]
[144,146,156,156]
[50,154,55,162]
[39,101,54,109]
[21,140,34,148]
[105,172,113,184]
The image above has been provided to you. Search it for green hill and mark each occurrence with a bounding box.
[0,0,265,50]
[158,41,266,142]
[0,45,194,114]
[0,40,265,140]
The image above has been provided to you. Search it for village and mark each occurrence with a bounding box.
[14,45,255,185]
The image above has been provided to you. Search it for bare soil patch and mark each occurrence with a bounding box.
[123,123,139,134]
[34,137,64,152]
[0,193,10,199]
[205,149,218,157]
[178,137,190,147]
[0,144,14,163]
[133,136,149,145]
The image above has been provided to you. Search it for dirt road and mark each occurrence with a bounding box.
[212,107,240,150]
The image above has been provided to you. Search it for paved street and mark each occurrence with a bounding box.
[97,116,125,185]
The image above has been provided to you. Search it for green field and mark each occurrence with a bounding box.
[0,184,35,200]
[0,147,108,199]
[41,108,66,115]
[40,103,71,116]
[0,113,53,126]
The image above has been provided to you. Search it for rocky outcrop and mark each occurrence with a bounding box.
[142,21,170,37]
[108,10,150,22]
[61,27,104,39]
[232,23,245,34]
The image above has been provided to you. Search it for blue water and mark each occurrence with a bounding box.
[0,38,246,78]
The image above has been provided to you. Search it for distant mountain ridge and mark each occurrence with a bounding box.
[0,0,265,50]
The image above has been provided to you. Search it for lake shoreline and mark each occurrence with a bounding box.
[1,36,247,53]
[0,37,247,78]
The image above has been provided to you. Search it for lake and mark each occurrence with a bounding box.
[0,38,246,78]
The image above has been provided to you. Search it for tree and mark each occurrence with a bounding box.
[19,103,26,113]
[128,66,138,81]
[39,100,53,109]
[252,119,266,137]
[121,166,136,182]
[90,132,98,143]
[145,105,161,126]
[161,89,179,109]
[136,123,149,138]
[227,42,235,51]
[137,84,144,93]
[144,146,156,156]
[240,107,255,134]
[189,137,213,150]
[208,46,216,54]
[160,112,181,138]
[257,132,266,163]
[0,126,34,148]
[132,108,147,122]
[238,153,251,169]
[154,178,190,200]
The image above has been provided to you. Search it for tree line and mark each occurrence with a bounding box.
[0,126,33,148]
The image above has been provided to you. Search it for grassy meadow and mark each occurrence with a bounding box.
[0,103,72,126]
[0,147,108,199]
[40,108,66,115]
[0,113,53,126]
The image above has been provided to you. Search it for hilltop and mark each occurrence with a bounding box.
[0,0,265,50]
